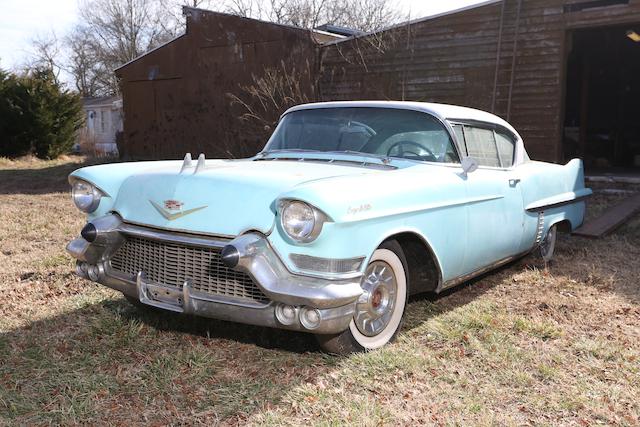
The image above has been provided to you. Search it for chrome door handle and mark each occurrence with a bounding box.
[509,178,521,187]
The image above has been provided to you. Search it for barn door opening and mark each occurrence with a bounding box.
[563,24,640,172]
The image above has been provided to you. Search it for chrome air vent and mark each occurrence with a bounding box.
[535,212,545,244]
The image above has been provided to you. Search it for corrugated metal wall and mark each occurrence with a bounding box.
[319,0,640,162]
[116,9,321,160]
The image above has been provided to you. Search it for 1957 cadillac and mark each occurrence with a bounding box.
[66,101,591,354]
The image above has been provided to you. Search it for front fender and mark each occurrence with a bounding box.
[70,161,182,219]
[272,166,468,282]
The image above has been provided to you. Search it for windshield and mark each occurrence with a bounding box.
[263,107,460,163]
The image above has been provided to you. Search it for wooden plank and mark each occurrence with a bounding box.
[573,193,640,237]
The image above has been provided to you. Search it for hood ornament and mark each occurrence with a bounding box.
[150,199,207,221]
[179,153,192,174]
[179,152,206,175]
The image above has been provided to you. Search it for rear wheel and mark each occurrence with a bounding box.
[316,240,408,355]
[538,224,558,265]
[535,225,558,267]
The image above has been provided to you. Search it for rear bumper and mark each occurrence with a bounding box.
[67,215,363,334]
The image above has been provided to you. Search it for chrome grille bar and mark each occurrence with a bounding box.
[110,234,269,304]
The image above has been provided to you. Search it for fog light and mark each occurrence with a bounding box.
[87,265,100,281]
[275,304,298,326]
[300,307,322,330]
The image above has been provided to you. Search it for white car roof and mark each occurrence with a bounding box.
[284,101,520,138]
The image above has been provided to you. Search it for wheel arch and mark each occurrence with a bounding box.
[376,229,443,295]
[551,218,573,233]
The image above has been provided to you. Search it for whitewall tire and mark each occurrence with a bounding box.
[316,240,408,354]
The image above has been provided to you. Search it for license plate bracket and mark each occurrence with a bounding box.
[136,272,185,312]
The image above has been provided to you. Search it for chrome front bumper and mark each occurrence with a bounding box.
[66,214,363,334]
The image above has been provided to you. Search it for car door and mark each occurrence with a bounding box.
[452,123,525,275]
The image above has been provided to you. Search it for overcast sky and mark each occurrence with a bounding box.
[0,0,488,72]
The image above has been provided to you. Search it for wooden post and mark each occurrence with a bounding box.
[579,56,590,160]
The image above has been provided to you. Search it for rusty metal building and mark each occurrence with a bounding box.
[320,0,640,168]
[118,1,640,170]
[115,7,339,159]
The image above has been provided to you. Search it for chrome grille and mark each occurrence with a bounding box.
[110,235,268,303]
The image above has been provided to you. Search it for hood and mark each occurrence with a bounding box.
[111,159,386,236]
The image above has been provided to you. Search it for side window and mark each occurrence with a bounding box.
[463,126,501,167]
[383,131,460,163]
[494,130,516,167]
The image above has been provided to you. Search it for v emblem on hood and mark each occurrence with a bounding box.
[150,200,207,221]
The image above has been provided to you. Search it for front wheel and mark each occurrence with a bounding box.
[316,240,408,354]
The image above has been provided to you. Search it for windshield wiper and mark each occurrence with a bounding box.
[257,149,393,166]
[260,149,323,155]
[255,149,322,160]
[321,150,392,164]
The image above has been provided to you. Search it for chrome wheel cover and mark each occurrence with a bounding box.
[354,261,397,337]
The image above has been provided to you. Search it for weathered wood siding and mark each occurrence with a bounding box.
[116,9,321,159]
[319,0,640,162]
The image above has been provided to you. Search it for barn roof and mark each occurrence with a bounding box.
[323,0,502,46]
[114,7,345,72]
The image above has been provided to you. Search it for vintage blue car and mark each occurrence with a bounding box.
[66,101,591,353]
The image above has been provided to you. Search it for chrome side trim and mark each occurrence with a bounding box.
[525,189,593,212]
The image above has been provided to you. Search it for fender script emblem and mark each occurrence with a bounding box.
[150,200,207,221]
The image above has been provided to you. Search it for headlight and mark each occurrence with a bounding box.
[279,200,328,243]
[71,180,102,213]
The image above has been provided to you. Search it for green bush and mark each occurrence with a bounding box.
[0,68,83,159]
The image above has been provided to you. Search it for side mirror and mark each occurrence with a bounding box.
[461,157,479,175]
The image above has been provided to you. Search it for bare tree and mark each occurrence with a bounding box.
[325,0,404,32]
[226,0,266,18]
[65,26,101,97]
[77,0,182,94]
[28,31,64,85]
[219,0,403,31]
[44,0,401,96]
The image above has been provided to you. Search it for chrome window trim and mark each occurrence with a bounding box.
[264,107,464,166]
[447,119,521,169]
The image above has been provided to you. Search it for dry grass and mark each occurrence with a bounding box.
[1,158,639,426]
